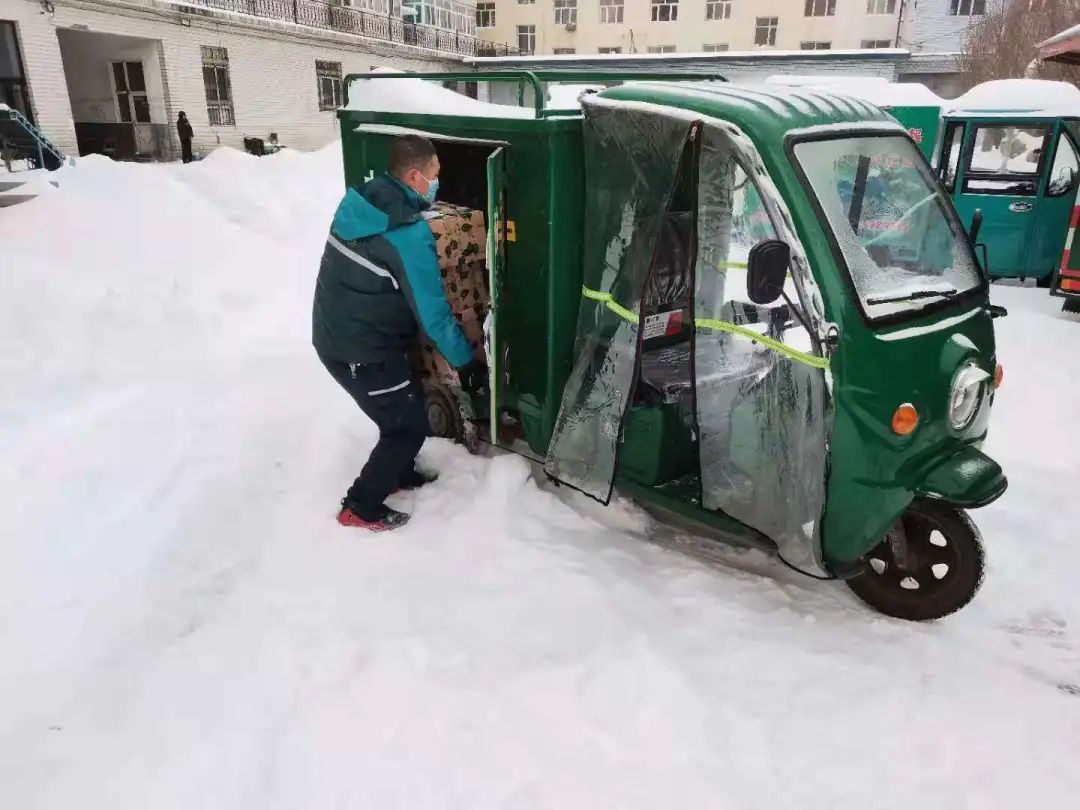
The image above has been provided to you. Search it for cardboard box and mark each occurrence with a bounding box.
[416,203,490,386]
[425,203,489,318]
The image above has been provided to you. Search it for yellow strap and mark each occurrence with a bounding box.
[693,318,831,370]
[581,286,830,371]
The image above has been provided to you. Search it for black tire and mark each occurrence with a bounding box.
[1063,298,1080,314]
[846,500,985,621]
[422,380,480,454]
[1036,275,1052,288]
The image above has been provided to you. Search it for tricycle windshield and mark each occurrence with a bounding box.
[794,134,982,322]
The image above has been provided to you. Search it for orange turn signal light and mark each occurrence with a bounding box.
[994,363,1004,389]
[892,403,919,436]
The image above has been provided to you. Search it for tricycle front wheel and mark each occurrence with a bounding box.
[846,500,985,621]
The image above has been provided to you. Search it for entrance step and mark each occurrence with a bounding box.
[0,175,60,208]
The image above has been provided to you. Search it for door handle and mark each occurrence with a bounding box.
[1009,201,1034,213]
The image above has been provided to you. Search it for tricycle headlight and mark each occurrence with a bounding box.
[948,362,990,431]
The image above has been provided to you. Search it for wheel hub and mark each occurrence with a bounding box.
[426,395,455,438]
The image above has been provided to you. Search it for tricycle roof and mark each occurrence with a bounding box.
[944,79,1080,119]
[596,81,899,146]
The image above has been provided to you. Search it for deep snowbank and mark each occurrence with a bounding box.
[1,149,1078,809]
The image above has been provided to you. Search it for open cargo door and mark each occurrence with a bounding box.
[543,97,698,502]
[486,146,507,444]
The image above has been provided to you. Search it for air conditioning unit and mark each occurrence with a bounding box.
[565,23,577,32]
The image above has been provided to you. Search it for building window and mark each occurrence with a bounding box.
[517,24,536,54]
[598,46,623,54]
[951,0,985,14]
[553,47,576,54]
[600,0,624,24]
[866,0,897,13]
[705,0,731,20]
[553,0,577,25]
[754,17,778,46]
[201,46,234,127]
[111,61,151,124]
[800,41,831,50]
[476,1,495,27]
[647,45,677,53]
[702,43,729,52]
[861,39,892,48]
[316,60,343,111]
[517,0,534,4]
[402,0,477,33]
[804,0,835,16]
[651,0,679,23]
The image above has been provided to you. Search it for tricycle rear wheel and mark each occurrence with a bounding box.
[423,380,480,455]
[846,500,985,621]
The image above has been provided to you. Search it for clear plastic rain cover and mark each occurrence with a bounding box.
[693,124,829,573]
[544,100,693,502]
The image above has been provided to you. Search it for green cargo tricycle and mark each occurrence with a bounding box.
[339,73,1008,620]
[936,95,1080,304]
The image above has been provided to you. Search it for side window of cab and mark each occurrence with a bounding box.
[962,125,1049,196]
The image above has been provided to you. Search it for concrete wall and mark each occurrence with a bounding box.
[0,0,463,159]
[480,0,903,54]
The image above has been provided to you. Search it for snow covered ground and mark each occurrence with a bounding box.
[1,148,1078,809]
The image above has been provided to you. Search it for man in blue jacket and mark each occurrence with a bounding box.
[313,135,486,531]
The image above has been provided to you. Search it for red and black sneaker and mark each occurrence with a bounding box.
[337,503,411,532]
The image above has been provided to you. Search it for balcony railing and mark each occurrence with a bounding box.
[176,0,521,58]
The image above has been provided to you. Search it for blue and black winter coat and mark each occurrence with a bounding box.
[312,174,473,368]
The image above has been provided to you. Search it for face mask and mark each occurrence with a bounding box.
[420,176,439,205]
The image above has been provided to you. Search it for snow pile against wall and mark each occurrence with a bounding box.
[1,149,1080,807]
[347,68,535,118]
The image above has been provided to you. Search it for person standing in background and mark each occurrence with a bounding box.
[177,111,194,164]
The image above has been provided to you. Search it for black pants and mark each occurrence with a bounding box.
[320,351,428,520]
[180,139,193,164]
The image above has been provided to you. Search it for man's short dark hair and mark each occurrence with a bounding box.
[388,135,437,178]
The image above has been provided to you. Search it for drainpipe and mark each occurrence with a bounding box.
[894,0,906,48]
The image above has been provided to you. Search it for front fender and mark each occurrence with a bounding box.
[915,445,1008,508]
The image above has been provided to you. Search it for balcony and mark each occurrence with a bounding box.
[175,0,521,57]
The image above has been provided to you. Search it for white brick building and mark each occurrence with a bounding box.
[0,0,489,161]
[897,0,1002,96]
[476,0,905,55]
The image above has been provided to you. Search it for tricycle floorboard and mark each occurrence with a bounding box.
[615,476,778,557]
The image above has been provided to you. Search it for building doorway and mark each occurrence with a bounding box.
[56,27,172,160]
[1,20,33,124]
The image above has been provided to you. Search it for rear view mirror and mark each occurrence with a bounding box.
[746,239,790,305]
[1050,165,1076,196]
[969,209,983,244]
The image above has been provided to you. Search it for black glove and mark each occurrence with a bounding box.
[457,359,488,394]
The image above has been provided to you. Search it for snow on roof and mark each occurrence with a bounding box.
[765,75,943,107]
[0,103,9,111]
[947,79,1080,117]
[345,68,535,119]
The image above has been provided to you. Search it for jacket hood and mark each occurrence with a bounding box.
[331,174,428,241]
